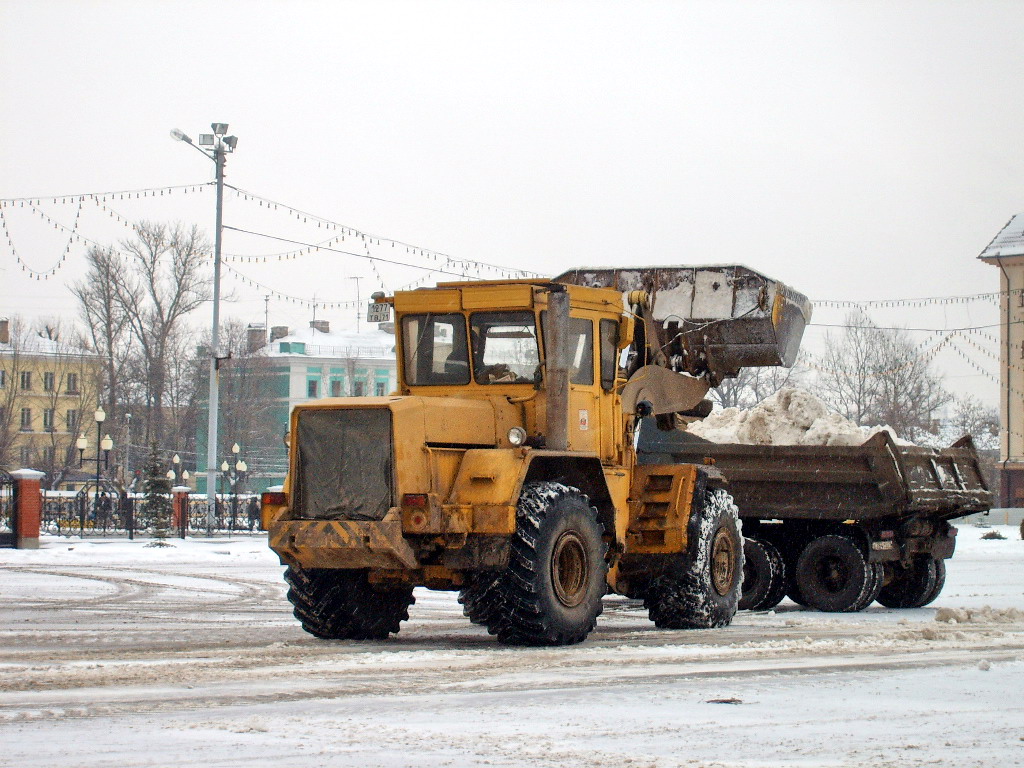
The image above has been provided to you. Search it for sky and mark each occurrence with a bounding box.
[2,0,1023,407]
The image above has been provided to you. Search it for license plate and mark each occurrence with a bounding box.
[366,302,391,323]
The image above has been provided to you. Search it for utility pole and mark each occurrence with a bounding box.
[170,123,238,531]
[350,276,362,333]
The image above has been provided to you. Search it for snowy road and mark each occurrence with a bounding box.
[1,526,1022,767]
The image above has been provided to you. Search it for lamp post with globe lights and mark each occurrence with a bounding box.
[76,408,113,538]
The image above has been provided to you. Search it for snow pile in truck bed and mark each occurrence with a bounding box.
[687,387,912,446]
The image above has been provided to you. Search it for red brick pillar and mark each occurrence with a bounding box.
[172,486,190,539]
[11,469,44,550]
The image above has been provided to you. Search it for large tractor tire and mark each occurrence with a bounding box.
[739,537,787,611]
[793,534,874,613]
[458,572,503,627]
[485,482,608,646]
[644,489,743,629]
[284,567,415,640]
[876,556,940,609]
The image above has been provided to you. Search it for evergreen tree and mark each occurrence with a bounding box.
[142,444,172,538]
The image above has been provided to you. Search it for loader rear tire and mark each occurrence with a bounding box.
[486,482,608,646]
[458,572,503,627]
[644,489,743,629]
[794,535,873,613]
[739,537,786,611]
[284,567,414,640]
[876,556,940,609]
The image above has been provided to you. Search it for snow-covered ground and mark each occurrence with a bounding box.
[1,525,1022,768]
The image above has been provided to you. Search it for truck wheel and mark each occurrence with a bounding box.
[851,562,884,611]
[919,558,946,607]
[284,567,415,640]
[877,557,939,609]
[644,489,743,629]
[487,482,608,646]
[794,535,873,613]
[739,537,786,611]
[458,572,502,628]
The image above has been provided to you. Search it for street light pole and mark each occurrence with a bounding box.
[170,123,238,533]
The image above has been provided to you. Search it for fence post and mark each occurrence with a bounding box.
[11,469,44,550]
[172,486,190,539]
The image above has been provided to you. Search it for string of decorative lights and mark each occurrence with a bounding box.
[220,260,363,310]
[0,183,211,206]
[796,331,957,378]
[0,199,84,278]
[811,288,1015,308]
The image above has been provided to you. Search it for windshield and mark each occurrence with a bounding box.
[401,313,470,386]
[470,311,540,384]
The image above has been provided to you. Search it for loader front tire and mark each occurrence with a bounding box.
[284,567,414,640]
[645,489,743,629]
[486,482,608,646]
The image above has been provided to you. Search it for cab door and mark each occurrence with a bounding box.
[567,315,600,454]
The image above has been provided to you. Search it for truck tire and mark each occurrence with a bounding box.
[794,534,873,613]
[458,572,502,627]
[284,567,415,640]
[739,537,787,611]
[919,558,946,607]
[851,562,884,612]
[644,489,743,629]
[877,556,939,609]
[486,482,608,646]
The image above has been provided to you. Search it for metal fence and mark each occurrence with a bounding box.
[41,490,263,538]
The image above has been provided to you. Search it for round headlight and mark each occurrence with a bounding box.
[507,427,527,446]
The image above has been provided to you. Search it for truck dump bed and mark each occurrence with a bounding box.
[637,424,992,522]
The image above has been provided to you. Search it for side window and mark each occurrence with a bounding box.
[307,380,318,398]
[569,318,594,386]
[401,314,470,386]
[470,312,540,384]
[600,319,619,392]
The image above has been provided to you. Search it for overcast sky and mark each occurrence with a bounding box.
[2,0,1022,406]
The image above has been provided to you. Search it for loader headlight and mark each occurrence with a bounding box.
[507,427,527,446]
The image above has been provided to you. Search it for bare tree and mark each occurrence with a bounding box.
[812,313,951,443]
[105,222,212,448]
[73,245,131,424]
[941,394,999,451]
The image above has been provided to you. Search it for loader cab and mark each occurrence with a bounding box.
[392,280,629,461]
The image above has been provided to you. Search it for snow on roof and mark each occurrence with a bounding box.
[979,213,1024,259]
[265,324,396,360]
[0,334,94,358]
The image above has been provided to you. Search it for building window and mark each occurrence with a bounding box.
[353,381,365,397]
[331,379,342,397]
[375,382,386,396]
[307,380,318,398]
[43,408,55,432]
[42,446,54,465]
[67,409,79,432]
[20,407,32,431]
[43,372,55,392]
[66,373,79,394]
[20,371,31,390]
[19,446,31,465]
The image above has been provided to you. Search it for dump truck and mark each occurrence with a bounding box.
[637,426,993,612]
[262,265,812,645]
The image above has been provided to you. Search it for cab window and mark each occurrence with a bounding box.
[401,313,470,385]
[470,311,540,384]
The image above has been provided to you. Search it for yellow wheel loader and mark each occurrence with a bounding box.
[262,266,811,645]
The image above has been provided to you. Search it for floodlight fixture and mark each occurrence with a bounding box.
[211,122,229,135]
[223,135,238,151]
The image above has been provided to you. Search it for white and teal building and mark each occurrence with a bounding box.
[195,320,397,494]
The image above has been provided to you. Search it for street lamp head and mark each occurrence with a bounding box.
[221,460,230,473]
[94,407,106,424]
[76,434,87,451]
[236,460,248,473]
[100,434,113,452]
[166,469,175,480]
[232,443,240,455]
[173,453,181,465]
[182,470,190,481]
[211,122,229,136]
[170,128,192,144]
